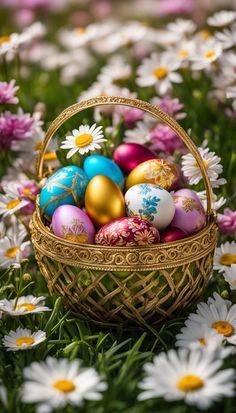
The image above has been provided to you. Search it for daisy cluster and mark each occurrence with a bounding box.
[0,1,236,413]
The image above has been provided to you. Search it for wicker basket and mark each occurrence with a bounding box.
[30,96,218,326]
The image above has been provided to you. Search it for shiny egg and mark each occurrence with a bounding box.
[113,143,156,174]
[85,175,125,226]
[52,204,95,244]
[84,154,124,188]
[95,216,160,246]
[171,190,206,235]
[160,226,187,243]
[125,183,175,230]
[39,165,88,218]
[126,158,179,191]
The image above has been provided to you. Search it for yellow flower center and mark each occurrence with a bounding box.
[16,303,36,312]
[75,133,93,148]
[212,321,234,337]
[53,379,76,393]
[5,246,20,258]
[21,188,31,196]
[43,152,57,161]
[0,35,10,45]
[198,337,206,346]
[178,49,189,58]
[6,199,21,210]
[199,30,211,40]
[153,67,168,79]
[204,50,216,59]
[177,374,204,392]
[75,27,87,35]
[16,336,35,346]
[219,253,236,266]
[34,141,43,151]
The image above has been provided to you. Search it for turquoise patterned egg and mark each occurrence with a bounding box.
[39,165,88,218]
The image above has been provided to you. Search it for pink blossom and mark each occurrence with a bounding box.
[0,110,35,150]
[218,208,236,236]
[2,0,66,10]
[0,80,19,105]
[149,124,185,155]
[116,106,144,128]
[157,0,194,15]
[17,180,39,214]
[153,96,186,120]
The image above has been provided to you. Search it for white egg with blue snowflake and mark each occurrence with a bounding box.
[125,183,175,230]
[40,165,88,218]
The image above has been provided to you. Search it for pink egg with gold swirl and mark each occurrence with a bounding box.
[113,143,156,174]
[52,204,95,244]
[171,190,206,235]
[95,216,160,246]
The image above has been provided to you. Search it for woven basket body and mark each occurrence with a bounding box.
[30,96,218,325]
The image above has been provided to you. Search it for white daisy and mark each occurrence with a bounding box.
[223,265,236,291]
[191,40,222,70]
[136,52,182,95]
[197,190,226,212]
[207,11,236,27]
[181,146,226,188]
[59,22,114,50]
[166,19,196,36]
[0,295,50,316]
[0,184,29,217]
[124,121,152,145]
[176,320,225,351]
[138,348,235,409]
[189,293,236,345]
[214,241,236,273]
[97,56,132,86]
[0,223,30,269]
[171,40,195,64]
[3,327,46,351]
[60,124,106,158]
[0,32,29,56]
[215,28,236,50]
[22,357,107,413]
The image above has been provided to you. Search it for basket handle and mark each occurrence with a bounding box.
[37,95,214,218]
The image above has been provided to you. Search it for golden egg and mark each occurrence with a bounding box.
[85,175,125,226]
[126,159,179,191]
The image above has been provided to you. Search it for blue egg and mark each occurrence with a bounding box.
[83,155,124,188]
[40,165,88,218]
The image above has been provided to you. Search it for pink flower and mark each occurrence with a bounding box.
[17,180,39,214]
[149,124,185,155]
[0,110,35,150]
[116,106,144,128]
[0,80,19,105]
[153,96,186,120]
[218,208,236,236]
[157,0,194,15]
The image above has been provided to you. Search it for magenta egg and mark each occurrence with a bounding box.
[52,204,95,244]
[95,216,160,246]
[171,192,206,235]
[113,143,156,174]
[160,227,187,243]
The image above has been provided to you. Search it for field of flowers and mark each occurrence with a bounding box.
[1,0,236,412]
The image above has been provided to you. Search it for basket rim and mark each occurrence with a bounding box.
[33,199,216,252]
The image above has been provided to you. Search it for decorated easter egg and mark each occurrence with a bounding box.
[95,216,160,246]
[113,143,156,174]
[171,191,206,235]
[125,183,175,230]
[40,165,88,218]
[126,158,179,191]
[160,227,187,243]
[84,155,124,188]
[52,204,95,244]
[85,175,125,226]
[174,188,200,202]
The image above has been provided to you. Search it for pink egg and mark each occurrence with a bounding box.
[174,189,201,202]
[160,227,187,243]
[171,192,206,235]
[52,204,95,244]
[113,143,156,174]
[95,216,160,246]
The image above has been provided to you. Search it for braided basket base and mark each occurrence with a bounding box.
[35,251,214,325]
